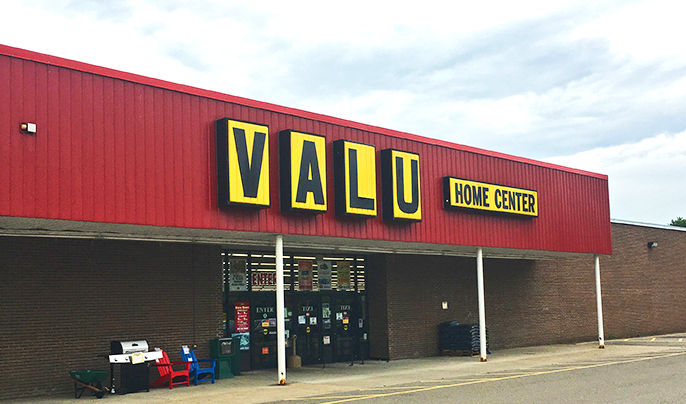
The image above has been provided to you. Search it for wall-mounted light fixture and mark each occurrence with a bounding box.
[647,241,658,249]
[441,301,449,310]
[20,122,37,134]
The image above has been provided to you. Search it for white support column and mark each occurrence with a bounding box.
[595,255,605,349]
[476,248,487,362]
[275,235,287,384]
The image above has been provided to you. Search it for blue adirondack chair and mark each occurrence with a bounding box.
[180,346,216,385]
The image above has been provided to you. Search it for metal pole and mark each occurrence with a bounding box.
[476,248,487,362]
[595,255,605,349]
[275,235,287,384]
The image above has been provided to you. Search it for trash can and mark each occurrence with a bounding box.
[210,337,238,379]
[230,334,241,376]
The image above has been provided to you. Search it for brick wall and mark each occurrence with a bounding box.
[487,257,597,349]
[380,223,686,359]
[383,255,478,359]
[2,223,685,398]
[377,255,590,359]
[599,223,686,338]
[0,237,224,400]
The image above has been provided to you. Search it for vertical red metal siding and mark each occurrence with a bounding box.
[0,53,612,254]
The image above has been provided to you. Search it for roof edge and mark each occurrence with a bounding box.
[611,219,686,232]
[0,43,608,180]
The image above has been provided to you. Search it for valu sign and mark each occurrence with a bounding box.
[216,118,420,222]
[216,118,537,222]
[333,140,378,218]
[215,118,270,208]
[279,130,328,213]
[381,149,421,222]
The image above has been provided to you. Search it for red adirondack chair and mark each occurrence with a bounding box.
[150,349,190,389]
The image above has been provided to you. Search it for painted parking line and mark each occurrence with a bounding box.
[319,351,686,404]
[305,395,371,400]
[284,395,373,401]
[282,386,436,401]
[358,385,466,390]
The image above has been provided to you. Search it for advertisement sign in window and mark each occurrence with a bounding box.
[229,259,248,291]
[298,260,313,291]
[337,261,351,290]
[317,260,332,290]
[232,332,250,351]
[234,302,250,333]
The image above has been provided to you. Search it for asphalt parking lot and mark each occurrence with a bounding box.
[15,333,686,403]
[283,339,686,403]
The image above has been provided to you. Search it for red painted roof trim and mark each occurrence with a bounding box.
[0,43,607,180]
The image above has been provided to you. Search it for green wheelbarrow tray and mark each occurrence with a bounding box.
[69,370,109,399]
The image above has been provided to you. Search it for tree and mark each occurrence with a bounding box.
[670,217,686,227]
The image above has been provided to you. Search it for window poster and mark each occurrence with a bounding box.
[337,261,351,290]
[229,259,248,291]
[298,260,313,291]
[317,260,332,290]
[232,332,250,351]
[322,302,331,318]
[234,302,250,333]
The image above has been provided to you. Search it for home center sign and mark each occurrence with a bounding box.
[443,177,538,217]
[216,118,537,222]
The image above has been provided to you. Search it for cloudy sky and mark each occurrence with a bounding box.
[2,0,685,224]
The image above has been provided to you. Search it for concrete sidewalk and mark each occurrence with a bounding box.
[15,333,686,404]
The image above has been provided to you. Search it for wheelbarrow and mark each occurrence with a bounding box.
[69,369,109,399]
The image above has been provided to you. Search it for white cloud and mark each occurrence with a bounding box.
[545,131,686,224]
[570,1,686,66]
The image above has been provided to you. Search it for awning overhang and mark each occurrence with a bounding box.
[0,216,597,260]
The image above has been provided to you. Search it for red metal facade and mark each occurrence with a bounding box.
[0,45,611,254]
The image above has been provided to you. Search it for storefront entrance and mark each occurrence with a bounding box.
[222,251,369,370]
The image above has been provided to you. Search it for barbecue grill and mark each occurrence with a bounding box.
[109,340,162,394]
